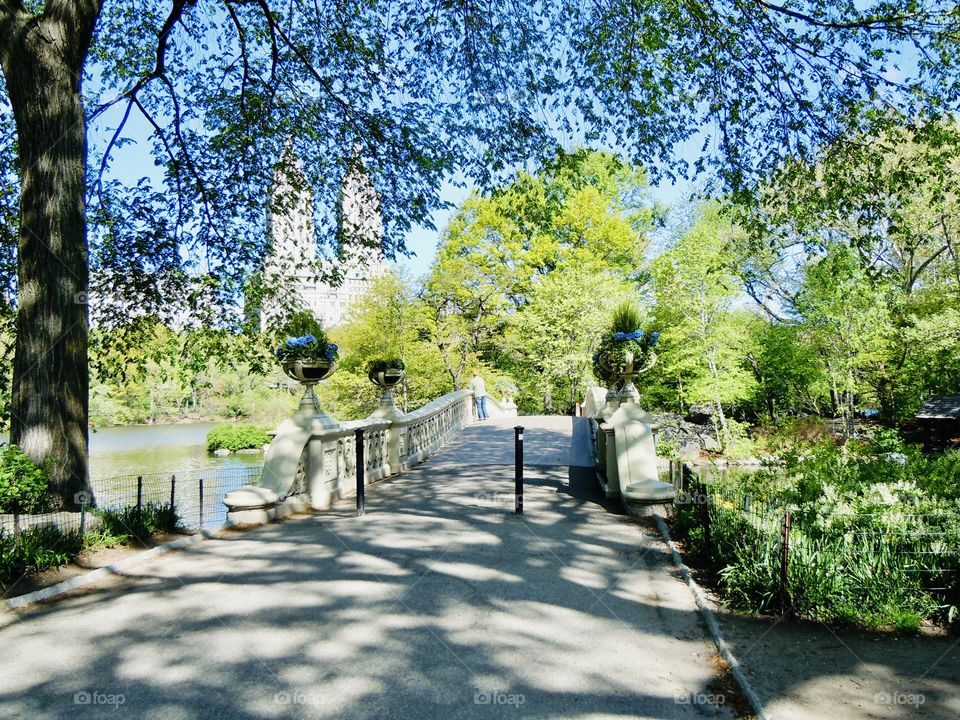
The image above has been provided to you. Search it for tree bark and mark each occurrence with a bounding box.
[1,1,100,507]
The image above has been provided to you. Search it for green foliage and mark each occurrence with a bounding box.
[275,312,337,362]
[0,502,183,589]
[281,311,326,341]
[318,272,452,418]
[649,205,756,446]
[0,445,50,514]
[675,438,960,629]
[366,358,405,374]
[0,525,84,590]
[89,323,297,427]
[609,302,643,335]
[206,424,270,452]
[94,502,180,543]
[504,268,634,413]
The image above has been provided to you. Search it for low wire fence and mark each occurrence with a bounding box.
[666,462,960,629]
[0,464,264,538]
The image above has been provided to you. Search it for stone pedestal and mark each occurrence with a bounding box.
[601,403,676,512]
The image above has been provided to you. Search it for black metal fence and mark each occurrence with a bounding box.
[0,464,263,537]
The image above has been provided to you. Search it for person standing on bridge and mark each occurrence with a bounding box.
[469,371,489,420]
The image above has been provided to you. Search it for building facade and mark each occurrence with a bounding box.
[260,148,386,331]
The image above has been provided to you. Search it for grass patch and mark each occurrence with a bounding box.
[93,502,180,544]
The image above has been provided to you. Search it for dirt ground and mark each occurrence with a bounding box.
[703,589,960,719]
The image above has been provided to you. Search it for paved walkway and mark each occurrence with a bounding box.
[0,416,730,719]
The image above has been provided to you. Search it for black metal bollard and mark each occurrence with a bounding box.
[198,477,204,529]
[356,428,365,517]
[136,476,143,526]
[514,425,524,514]
[170,475,176,513]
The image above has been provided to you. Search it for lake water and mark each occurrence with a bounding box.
[89,422,265,481]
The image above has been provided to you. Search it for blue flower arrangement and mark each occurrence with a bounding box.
[275,312,339,363]
[594,303,659,377]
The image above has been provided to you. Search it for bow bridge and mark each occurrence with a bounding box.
[0,387,731,720]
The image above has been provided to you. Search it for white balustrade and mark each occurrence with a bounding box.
[225,389,474,524]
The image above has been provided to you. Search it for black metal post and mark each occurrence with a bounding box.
[780,510,791,615]
[514,425,524,514]
[136,475,143,525]
[169,475,177,530]
[198,477,204,529]
[355,428,365,517]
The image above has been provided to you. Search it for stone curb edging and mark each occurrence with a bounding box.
[653,514,771,720]
[3,525,224,612]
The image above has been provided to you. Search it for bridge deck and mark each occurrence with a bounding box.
[0,415,729,719]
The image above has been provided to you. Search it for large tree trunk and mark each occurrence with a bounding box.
[1,3,100,508]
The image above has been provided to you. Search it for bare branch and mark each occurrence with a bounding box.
[752,0,925,31]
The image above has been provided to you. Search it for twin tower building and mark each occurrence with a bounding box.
[259,146,386,332]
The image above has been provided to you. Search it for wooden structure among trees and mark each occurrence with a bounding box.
[916,396,960,436]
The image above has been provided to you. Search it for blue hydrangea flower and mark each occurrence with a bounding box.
[303,335,318,345]
[650,331,660,346]
[325,343,339,360]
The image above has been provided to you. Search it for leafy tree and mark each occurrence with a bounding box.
[0,0,955,504]
[651,206,756,446]
[426,148,654,393]
[794,245,892,432]
[437,149,655,308]
[746,320,828,422]
[319,272,449,418]
[504,268,632,413]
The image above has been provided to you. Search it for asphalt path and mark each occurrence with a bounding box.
[0,415,730,719]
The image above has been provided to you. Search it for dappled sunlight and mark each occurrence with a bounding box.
[0,417,733,717]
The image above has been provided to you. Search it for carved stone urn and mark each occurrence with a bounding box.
[598,348,656,405]
[368,366,405,419]
[282,358,337,425]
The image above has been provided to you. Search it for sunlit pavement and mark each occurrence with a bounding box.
[0,416,730,719]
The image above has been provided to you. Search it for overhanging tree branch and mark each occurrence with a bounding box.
[752,0,926,31]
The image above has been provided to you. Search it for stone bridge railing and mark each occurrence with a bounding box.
[225,389,474,525]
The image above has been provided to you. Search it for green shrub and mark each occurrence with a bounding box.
[609,302,643,334]
[94,502,180,543]
[206,424,271,452]
[366,357,405,374]
[0,444,51,514]
[0,503,183,590]
[0,525,83,590]
[673,473,957,630]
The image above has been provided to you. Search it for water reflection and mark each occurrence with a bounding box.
[89,422,264,481]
